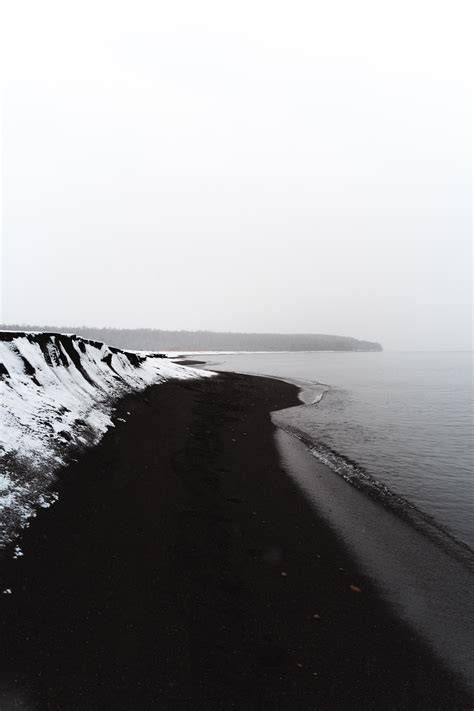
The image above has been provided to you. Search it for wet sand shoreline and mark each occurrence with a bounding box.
[0,372,471,709]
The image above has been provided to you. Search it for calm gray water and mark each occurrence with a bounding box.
[200,351,473,548]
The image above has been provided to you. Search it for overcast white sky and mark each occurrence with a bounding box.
[0,0,472,350]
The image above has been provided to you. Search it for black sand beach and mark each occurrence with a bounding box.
[0,372,471,710]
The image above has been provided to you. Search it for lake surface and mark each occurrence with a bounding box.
[199,351,473,549]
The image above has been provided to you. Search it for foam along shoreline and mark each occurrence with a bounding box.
[181,358,472,557]
[274,429,474,692]
[195,357,330,405]
[0,331,211,549]
[177,356,474,693]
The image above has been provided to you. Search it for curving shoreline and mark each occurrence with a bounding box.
[193,350,474,549]
[0,371,471,708]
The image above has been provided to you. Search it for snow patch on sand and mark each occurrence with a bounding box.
[0,332,213,549]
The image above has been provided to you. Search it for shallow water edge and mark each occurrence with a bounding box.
[273,427,474,693]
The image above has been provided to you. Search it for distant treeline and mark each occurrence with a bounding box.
[1,325,382,353]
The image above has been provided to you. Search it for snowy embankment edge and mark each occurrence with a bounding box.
[0,331,213,551]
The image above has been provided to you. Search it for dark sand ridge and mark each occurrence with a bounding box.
[0,372,471,710]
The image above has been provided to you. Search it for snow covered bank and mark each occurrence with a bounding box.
[0,331,213,549]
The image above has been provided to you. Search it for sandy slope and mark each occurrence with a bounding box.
[0,331,211,548]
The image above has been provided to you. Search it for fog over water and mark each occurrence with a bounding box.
[1,1,472,351]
